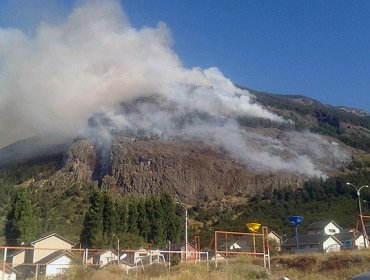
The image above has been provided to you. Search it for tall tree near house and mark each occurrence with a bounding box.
[115,198,128,235]
[137,198,150,240]
[5,189,40,246]
[160,193,181,243]
[127,198,139,235]
[146,197,166,246]
[80,188,104,248]
[102,191,117,245]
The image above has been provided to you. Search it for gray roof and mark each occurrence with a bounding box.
[282,234,342,247]
[35,251,75,265]
[306,220,341,231]
[334,232,362,242]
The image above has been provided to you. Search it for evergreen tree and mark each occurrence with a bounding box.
[160,193,181,243]
[137,199,150,240]
[127,199,139,235]
[146,197,165,246]
[80,188,104,248]
[102,191,117,245]
[115,198,128,235]
[5,190,40,245]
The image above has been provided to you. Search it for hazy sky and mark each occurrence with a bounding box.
[0,0,369,112]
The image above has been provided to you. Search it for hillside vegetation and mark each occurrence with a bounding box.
[57,252,370,280]
[244,88,370,152]
[194,169,370,242]
[0,91,369,245]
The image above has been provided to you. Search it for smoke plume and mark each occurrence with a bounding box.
[0,0,349,177]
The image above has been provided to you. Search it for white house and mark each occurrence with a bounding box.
[268,231,282,251]
[0,263,19,280]
[306,221,341,236]
[7,233,75,268]
[34,251,75,278]
[334,230,368,249]
[87,250,117,267]
[281,234,342,253]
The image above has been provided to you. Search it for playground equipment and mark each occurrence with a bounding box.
[213,225,270,269]
[246,223,261,253]
[354,215,370,249]
[289,215,304,253]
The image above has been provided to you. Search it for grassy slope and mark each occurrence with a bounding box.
[59,252,370,280]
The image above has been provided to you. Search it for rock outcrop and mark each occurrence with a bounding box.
[100,136,304,202]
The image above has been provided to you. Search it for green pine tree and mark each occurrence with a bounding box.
[80,188,104,248]
[115,198,128,235]
[5,190,40,245]
[127,198,139,235]
[102,191,117,245]
[137,198,151,240]
[147,197,166,246]
[160,193,181,243]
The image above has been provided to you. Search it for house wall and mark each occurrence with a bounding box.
[33,236,73,263]
[45,255,72,277]
[323,238,341,252]
[127,250,148,265]
[92,251,117,266]
[355,236,367,249]
[0,270,16,280]
[268,233,281,251]
[181,245,197,260]
[307,222,340,236]
[323,223,341,235]
[11,251,25,267]
[284,244,321,254]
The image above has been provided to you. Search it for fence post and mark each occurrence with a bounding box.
[2,247,7,280]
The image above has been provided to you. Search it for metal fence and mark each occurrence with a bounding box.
[0,246,210,279]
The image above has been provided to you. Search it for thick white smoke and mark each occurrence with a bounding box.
[0,0,349,177]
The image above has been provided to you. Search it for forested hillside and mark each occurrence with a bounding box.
[194,168,370,243]
[0,89,369,247]
[243,88,370,152]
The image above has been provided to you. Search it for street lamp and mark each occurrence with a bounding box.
[347,182,369,248]
[176,201,188,260]
[346,182,369,217]
[113,234,120,264]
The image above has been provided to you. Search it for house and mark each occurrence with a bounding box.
[7,233,75,268]
[268,231,282,251]
[219,240,253,253]
[6,233,75,278]
[34,251,75,277]
[334,230,367,249]
[0,262,19,280]
[281,234,342,253]
[126,247,149,266]
[180,243,199,261]
[306,221,341,236]
[87,250,117,267]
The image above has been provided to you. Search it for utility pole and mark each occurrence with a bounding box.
[347,182,369,248]
[176,201,188,260]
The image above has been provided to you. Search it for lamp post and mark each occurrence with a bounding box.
[113,234,120,264]
[176,201,188,260]
[347,182,369,248]
[346,182,369,217]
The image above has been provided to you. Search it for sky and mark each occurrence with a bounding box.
[0,0,369,112]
